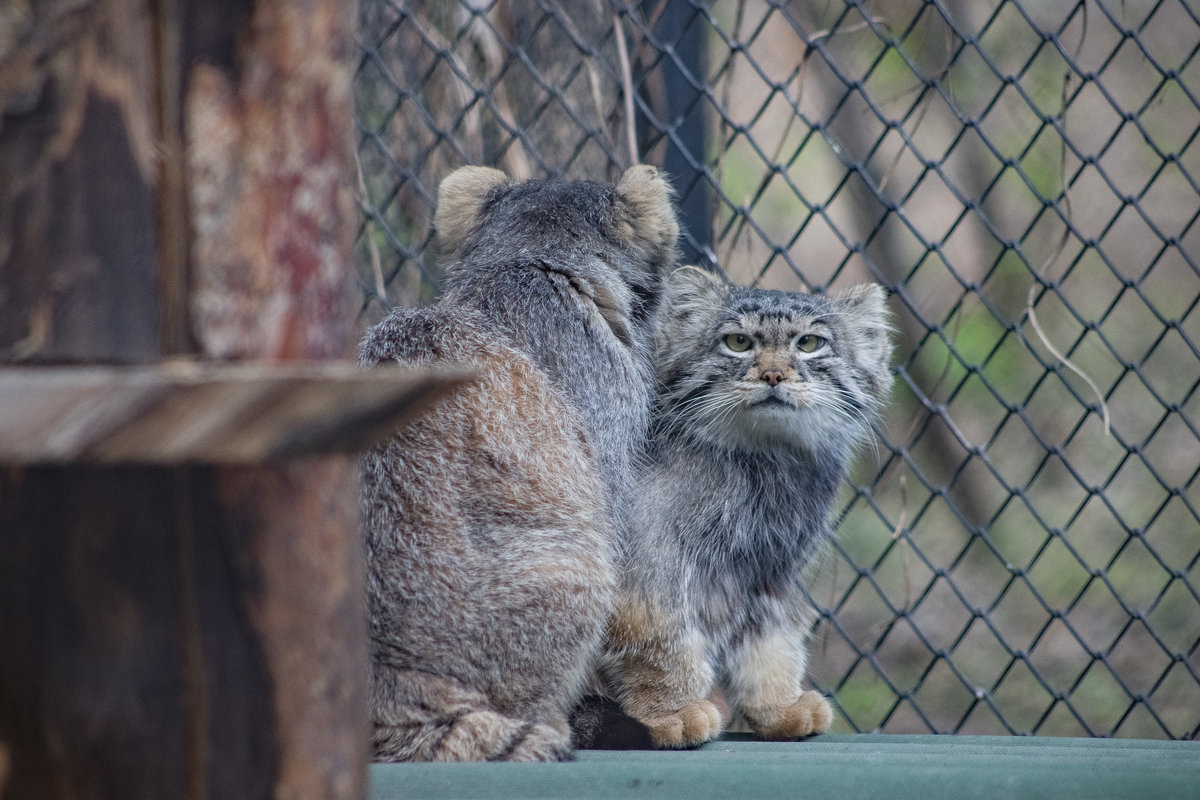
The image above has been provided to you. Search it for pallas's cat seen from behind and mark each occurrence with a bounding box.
[361,166,679,762]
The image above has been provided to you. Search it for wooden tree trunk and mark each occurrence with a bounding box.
[0,2,401,798]
[0,463,362,799]
[0,1,163,362]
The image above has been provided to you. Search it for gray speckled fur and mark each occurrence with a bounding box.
[360,166,678,761]
[599,267,894,747]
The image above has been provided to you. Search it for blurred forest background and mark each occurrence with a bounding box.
[353,0,1200,738]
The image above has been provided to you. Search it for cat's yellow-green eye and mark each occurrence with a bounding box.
[797,334,826,353]
[723,333,753,352]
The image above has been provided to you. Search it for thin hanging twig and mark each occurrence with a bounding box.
[1022,46,1112,437]
[1025,284,1112,435]
[613,10,639,167]
[354,146,390,309]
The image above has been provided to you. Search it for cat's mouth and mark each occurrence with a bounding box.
[750,393,797,410]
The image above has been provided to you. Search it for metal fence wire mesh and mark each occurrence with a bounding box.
[354,0,1200,738]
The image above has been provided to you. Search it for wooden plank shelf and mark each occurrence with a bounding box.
[0,362,470,464]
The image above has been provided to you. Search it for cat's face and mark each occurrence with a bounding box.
[656,268,894,455]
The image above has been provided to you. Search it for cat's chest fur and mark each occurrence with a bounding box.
[640,439,842,633]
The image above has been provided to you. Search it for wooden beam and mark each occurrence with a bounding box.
[0,461,360,799]
[0,363,470,464]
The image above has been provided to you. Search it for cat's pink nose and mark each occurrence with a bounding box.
[761,369,784,386]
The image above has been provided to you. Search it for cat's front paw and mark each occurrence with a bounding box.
[638,700,723,748]
[743,690,833,740]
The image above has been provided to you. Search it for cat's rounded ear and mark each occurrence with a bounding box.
[837,283,895,376]
[435,166,509,255]
[667,265,728,309]
[616,164,680,264]
[655,267,727,370]
[656,267,727,351]
[837,283,889,319]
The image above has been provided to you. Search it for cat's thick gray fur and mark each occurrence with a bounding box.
[359,165,679,761]
[598,267,893,747]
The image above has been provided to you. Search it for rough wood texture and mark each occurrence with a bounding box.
[0,462,367,799]
[0,362,470,464]
[212,459,365,800]
[0,466,268,799]
[0,0,359,363]
[0,1,378,798]
[175,5,371,796]
[186,0,357,360]
[0,1,161,362]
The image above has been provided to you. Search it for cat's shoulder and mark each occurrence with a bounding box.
[358,305,502,368]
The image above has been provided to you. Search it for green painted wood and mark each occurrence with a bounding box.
[369,734,1200,800]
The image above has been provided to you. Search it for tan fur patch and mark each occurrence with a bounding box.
[457,347,606,526]
[434,166,509,255]
[744,691,833,740]
[616,164,679,256]
[643,700,723,748]
[751,355,795,382]
[606,596,666,651]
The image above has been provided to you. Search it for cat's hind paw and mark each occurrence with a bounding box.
[639,700,723,748]
[744,690,833,740]
[374,711,572,762]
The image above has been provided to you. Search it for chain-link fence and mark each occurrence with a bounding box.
[353,0,1200,739]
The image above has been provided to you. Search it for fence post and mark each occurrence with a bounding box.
[641,0,712,267]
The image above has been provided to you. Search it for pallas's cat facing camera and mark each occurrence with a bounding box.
[599,267,893,747]
[360,166,679,761]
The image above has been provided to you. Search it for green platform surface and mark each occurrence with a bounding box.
[369,734,1200,800]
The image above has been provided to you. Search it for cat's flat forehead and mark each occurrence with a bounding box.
[726,286,831,323]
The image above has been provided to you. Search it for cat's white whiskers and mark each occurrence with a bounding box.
[808,384,881,457]
[673,395,731,428]
[664,390,742,445]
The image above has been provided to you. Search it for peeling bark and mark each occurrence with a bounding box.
[186,0,357,360]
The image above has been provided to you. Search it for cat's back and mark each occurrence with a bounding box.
[361,301,615,757]
[360,304,609,559]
